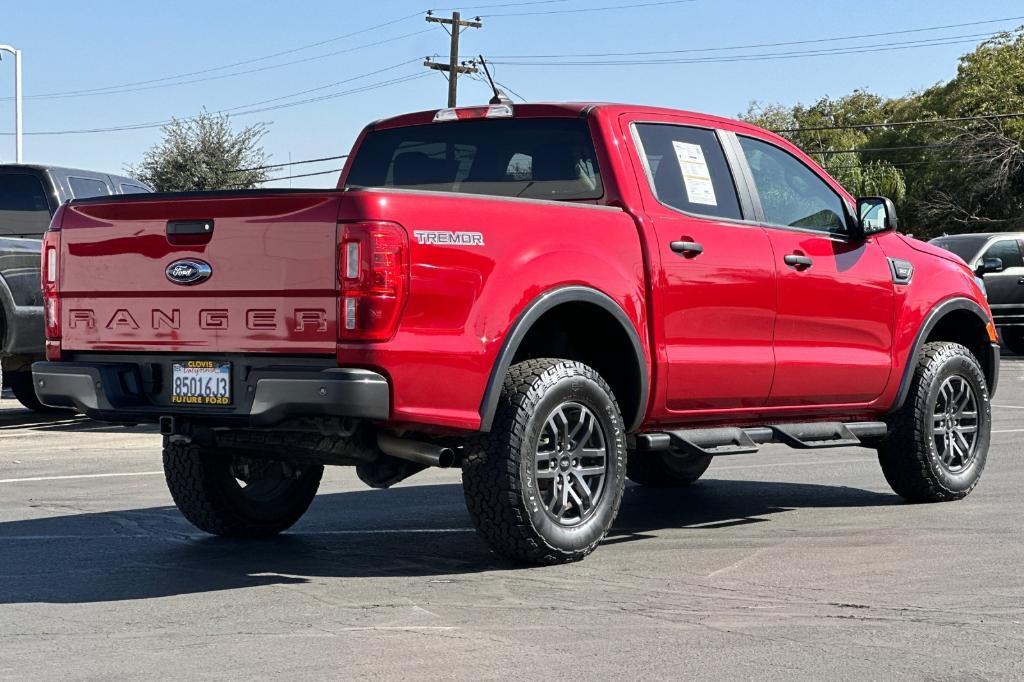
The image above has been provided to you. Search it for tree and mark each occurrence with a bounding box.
[128,111,271,191]
[739,28,1024,239]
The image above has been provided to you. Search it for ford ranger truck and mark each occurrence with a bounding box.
[32,103,999,565]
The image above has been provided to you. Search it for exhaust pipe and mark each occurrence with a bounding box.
[377,432,456,469]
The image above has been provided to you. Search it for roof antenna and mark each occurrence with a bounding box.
[477,55,512,105]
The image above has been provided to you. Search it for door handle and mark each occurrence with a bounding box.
[784,253,813,269]
[670,240,704,257]
[1017,278,1024,285]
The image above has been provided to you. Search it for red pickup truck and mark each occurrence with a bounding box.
[32,102,998,564]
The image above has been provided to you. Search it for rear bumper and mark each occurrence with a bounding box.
[31,358,390,426]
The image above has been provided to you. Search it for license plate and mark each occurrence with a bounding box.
[171,361,232,406]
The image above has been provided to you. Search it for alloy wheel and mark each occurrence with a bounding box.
[535,402,608,526]
[932,375,980,473]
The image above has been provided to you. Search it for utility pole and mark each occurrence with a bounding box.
[424,11,481,107]
[0,45,23,163]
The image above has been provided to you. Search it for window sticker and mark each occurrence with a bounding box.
[672,140,718,206]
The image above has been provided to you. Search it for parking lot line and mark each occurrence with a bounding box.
[0,528,478,541]
[0,471,163,484]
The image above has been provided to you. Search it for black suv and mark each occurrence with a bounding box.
[931,232,1024,353]
[0,164,151,410]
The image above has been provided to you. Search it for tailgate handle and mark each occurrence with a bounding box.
[167,220,214,236]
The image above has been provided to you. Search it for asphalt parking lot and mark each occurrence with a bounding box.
[1,362,1023,680]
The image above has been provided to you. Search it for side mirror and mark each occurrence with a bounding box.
[857,197,898,236]
[976,257,1004,275]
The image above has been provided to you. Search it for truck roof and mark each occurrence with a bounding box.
[0,163,142,185]
[932,232,1024,241]
[372,102,774,137]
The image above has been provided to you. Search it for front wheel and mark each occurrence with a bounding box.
[462,359,627,564]
[878,342,990,502]
[163,438,323,538]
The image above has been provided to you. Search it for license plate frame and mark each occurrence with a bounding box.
[171,361,232,406]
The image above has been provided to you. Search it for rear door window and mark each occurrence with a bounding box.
[68,176,110,199]
[119,183,150,195]
[346,118,603,201]
[0,173,52,237]
[633,123,743,221]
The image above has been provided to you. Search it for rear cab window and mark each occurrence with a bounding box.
[632,123,743,221]
[0,172,52,237]
[67,176,111,199]
[345,118,602,201]
[119,183,150,195]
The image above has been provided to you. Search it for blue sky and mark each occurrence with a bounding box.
[2,0,1023,188]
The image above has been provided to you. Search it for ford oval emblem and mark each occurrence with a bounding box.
[166,259,212,285]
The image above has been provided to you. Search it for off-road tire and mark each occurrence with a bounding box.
[162,438,323,538]
[1000,327,1024,355]
[626,450,712,487]
[879,342,990,503]
[7,371,70,413]
[462,359,627,565]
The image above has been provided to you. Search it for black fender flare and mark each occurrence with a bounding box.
[478,286,650,433]
[889,296,998,412]
[0,273,15,352]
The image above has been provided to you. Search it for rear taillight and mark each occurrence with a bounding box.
[41,229,62,359]
[42,230,60,338]
[338,221,409,342]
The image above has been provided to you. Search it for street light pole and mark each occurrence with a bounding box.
[0,45,23,163]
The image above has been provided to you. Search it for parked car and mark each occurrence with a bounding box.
[0,165,151,410]
[929,233,1024,354]
[31,103,998,564]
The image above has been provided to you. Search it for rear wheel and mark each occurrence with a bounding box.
[461,359,627,565]
[7,371,71,413]
[1000,327,1024,355]
[878,342,990,502]
[627,450,712,487]
[162,438,323,538]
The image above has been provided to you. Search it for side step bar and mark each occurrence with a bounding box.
[633,421,887,457]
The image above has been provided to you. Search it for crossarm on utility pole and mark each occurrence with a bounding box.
[424,11,482,107]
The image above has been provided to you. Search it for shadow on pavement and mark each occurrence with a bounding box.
[0,478,897,604]
[0,400,158,435]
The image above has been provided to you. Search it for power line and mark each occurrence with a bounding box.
[254,167,345,183]
[774,111,1024,133]
[230,154,349,174]
[486,31,1003,66]
[18,29,434,101]
[439,1,570,9]
[481,0,697,17]
[0,68,428,136]
[10,11,425,101]
[481,14,1024,58]
[809,143,963,156]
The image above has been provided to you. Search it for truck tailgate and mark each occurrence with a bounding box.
[57,192,342,354]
